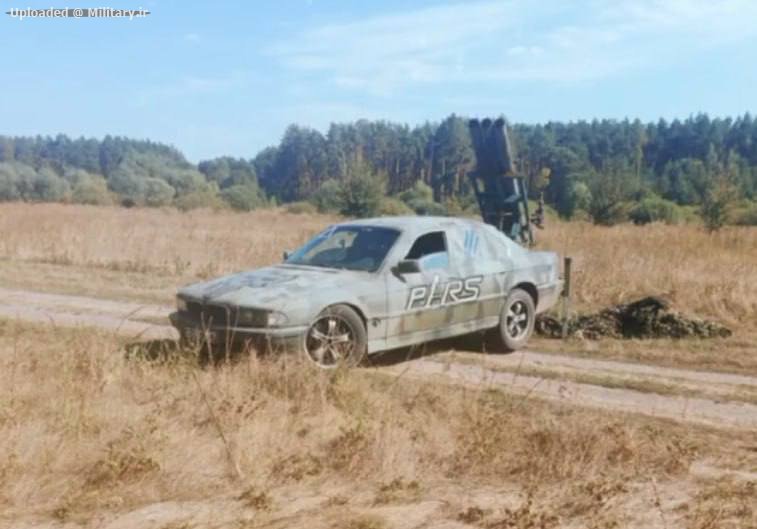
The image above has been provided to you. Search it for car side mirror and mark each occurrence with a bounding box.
[282,250,290,261]
[394,259,420,275]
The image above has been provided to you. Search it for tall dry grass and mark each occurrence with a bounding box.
[1,202,755,327]
[0,320,717,527]
[539,221,757,327]
[0,203,335,278]
[2,203,756,527]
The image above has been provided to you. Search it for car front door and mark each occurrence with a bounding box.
[384,230,464,343]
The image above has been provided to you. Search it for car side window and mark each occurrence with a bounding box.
[406,231,449,270]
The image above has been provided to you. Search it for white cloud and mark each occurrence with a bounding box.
[601,0,757,38]
[268,0,522,94]
[133,73,248,107]
[268,0,757,92]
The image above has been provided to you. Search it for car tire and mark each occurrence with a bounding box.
[497,288,536,352]
[301,304,367,368]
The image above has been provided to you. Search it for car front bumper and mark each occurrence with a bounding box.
[169,311,308,343]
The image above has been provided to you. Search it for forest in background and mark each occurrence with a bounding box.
[1,113,756,227]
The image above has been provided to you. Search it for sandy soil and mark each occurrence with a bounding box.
[0,287,176,341]
[3,286,757,529]
[384,357,757,430]
[1,286,755,431]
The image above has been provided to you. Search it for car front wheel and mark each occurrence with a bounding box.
[498,288,536,352]
[302,304,367,368]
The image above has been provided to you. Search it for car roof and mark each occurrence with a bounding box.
[335,215,490,238]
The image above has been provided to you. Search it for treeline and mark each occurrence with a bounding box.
[2,113,757,226]
[0,136,267,211]
[258,114,757,226]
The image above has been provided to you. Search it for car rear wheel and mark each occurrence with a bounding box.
[302,305,367,368]
[498,288,536,352]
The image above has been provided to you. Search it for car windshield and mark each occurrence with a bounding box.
[285,225,400,272]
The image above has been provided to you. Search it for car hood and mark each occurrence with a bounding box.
[178,264,368,310]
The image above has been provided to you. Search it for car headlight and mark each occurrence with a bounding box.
[237,308,266,327]
[266,311,289,327]
[176,296,188,312]
[236,308,289,328]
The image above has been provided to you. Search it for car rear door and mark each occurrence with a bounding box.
[446,224,511,325]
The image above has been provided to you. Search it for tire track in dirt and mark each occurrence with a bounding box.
[420,350,757,404]
[461,350,757,388]
[0,287,173,321]
[0,287,176,340]
[381,359,757,430]
[1,287,756,430]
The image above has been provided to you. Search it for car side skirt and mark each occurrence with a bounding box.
[367,315,500,354]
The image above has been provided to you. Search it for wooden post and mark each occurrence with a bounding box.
[561,256,572,339]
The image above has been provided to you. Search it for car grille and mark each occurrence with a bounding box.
[185,301,238,327]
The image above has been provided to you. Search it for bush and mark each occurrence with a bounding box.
[0,163,21,200]
[32,168,70,202]
[678,205,701,224]
[378,197,414,216]
[337,175,385,218]
[570,209,593,222]
[161,167,207,196]
[310,179,343,213]
[443,195,472,217]
[701,180,738,232]
[174,189,224,211]
[397,181,448,216]
[285,201,318,215]
[730,200,757,226]
[221,184,265,212]
[589,202,633,226]
[629,195,683,225]
[399,181,434,204]
[107,166,146,202]
[570,181,592,215]
[71,176,112,205]
[407,198,447,216]
[143,178,176,207]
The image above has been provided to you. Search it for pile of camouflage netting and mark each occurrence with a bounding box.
[536,296,732,339]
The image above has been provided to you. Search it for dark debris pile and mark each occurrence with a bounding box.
[536,296,732,340]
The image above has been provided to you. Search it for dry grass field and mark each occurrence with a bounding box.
[1,202,756,528]
[1,320,756,529]
[1,202,755,370]
[2,203,755,325]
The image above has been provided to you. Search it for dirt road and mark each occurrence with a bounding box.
[2,287,756,430]
[0,287,176,340]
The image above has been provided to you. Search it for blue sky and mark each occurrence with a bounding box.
[1,0,756,162]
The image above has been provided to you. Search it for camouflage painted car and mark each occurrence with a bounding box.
[170,216,563,368]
